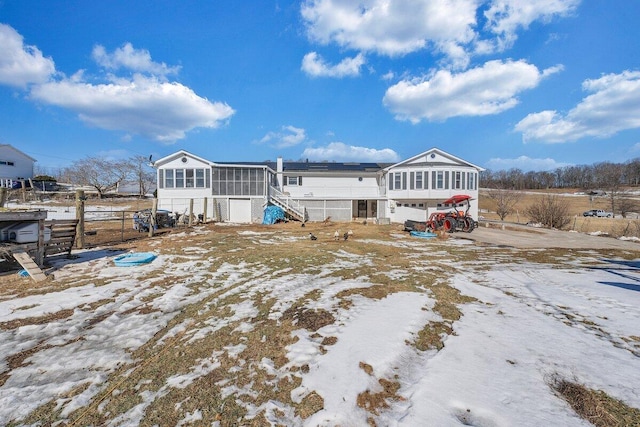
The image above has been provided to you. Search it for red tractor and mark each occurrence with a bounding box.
[426,194,476,233]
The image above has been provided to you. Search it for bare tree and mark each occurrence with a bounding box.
[617,195,639,218]
[525,194,571,229]
[594,162,625,214]
[129,155,156,198]
[486,188,522,221]
[34,164,64,181]
[65,156,130,198]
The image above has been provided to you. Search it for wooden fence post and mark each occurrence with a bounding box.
[148,199,157,237]
[121,211,126,242]
[36,216,45,265]
[76,190,85,249]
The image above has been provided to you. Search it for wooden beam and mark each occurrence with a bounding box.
[12,251,47,282]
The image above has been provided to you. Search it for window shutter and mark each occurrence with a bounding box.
[298,176,303,186]
[159,170,164,189]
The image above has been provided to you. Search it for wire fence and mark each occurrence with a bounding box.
[79,210,189,247]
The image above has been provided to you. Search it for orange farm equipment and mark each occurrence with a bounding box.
[404,195,477,234]
[427,194,476,233]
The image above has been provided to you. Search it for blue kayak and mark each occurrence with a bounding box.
[114,252,157,267]
[410,230,437,238]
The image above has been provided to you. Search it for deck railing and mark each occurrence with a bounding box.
[268,186,307,221]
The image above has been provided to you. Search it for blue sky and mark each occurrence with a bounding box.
[1,0,639,172]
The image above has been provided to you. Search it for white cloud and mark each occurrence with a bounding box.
[383,60,562,122]
[301,0,579,68]
[0,23,55,87]
[30,74,235,142]
[302,142,399,162]
[0,25,234,143]
[92,43,181,77]
[259,125,307,148]
[515,70,640,143]
[486,155,572,172]
[483,0,581,51]
[301,52,365,78]
[381,71,395,81]
[301,0,477,62]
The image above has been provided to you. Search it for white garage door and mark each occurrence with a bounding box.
[229,199,252,223]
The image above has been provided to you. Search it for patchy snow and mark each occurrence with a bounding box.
[1,229,639,425]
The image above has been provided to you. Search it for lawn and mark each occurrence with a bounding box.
[1,219,639,426]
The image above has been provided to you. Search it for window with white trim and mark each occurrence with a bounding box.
[162,168,210,189]
[435,171,444,189]
[285,176,302,186]
[415,171,422,189]
[394,173,401,189]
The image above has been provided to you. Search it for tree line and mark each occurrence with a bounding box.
[481,159,640,190]
[482,159,640,226]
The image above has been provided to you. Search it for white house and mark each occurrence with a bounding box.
[153,147,484,224]
[0,144,35,188]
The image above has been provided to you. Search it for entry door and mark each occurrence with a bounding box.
[357,200,367,218]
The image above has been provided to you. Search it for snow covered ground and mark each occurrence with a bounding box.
[0,224,639,426]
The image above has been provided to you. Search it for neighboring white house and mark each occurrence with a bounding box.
[153,147,484,224]
[0,144,35,188]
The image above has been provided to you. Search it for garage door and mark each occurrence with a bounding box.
[229,199,252,223]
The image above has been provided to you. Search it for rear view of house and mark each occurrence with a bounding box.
[153,147,483,224]
[0,144,35,189]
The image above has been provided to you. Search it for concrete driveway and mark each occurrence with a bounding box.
[453,222,640,250]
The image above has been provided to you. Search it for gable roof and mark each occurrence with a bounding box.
[385,147,484,171]
[152,150,214,167]
[0,144,36,162]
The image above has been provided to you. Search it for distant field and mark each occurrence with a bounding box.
[478,189,640,238]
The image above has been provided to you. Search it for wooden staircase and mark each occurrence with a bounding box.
[268,186,307,222]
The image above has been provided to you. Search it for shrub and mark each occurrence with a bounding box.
[525,194,571,229]
[32,175,57,182]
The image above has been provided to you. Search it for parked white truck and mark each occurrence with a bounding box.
[583,209,613,218]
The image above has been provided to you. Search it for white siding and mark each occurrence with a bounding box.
[283,175,378,198]
[0,145,34,187]
[156,154,211,201]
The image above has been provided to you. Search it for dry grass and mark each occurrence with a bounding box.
[356,362,405,420]
[3,204,640,425]
[479,189,640,238]
[551,376,640,427]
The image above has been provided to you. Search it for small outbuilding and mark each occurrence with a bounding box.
[0,144,36,189]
